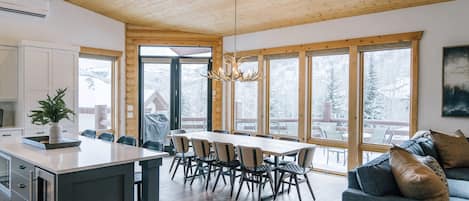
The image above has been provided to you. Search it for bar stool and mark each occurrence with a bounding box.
[81,129,96,138]
[170,135,195,183]
[117,136,137,146]
[274,147,317,201]
[97,132,114,142]
[213,129,230,134]
[212,142,240,196]
[233,132,251,136]
[236,146,275,201]
[190,138,217,190]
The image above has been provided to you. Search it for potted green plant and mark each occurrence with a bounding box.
[29,88,75,143]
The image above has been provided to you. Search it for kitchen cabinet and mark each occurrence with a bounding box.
[0,45,18,101]
[17,41,79,136]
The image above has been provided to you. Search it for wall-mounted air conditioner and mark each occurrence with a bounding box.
[0,0,49,18]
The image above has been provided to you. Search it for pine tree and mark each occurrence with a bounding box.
[326,66,345,118]
[364,56,384,120]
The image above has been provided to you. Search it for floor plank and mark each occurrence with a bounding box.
[157,157,346,201]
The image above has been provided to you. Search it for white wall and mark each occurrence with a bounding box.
[0,0,126,134]
[224,0,469,135]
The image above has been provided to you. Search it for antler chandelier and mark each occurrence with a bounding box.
[203,0,261,82]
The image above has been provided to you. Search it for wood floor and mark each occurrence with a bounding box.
[158,157,346,201]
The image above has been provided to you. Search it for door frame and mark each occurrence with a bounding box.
[138,47,213,145]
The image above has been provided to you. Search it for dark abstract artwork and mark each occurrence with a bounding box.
[443,46,469,117]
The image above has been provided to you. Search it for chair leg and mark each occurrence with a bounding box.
[191,163,200,185]
[236,172,245,200]
[171,158,182,180]
[304,174,316,201]
[169,156,177,173]
[288,175,293,193]
[205,163,212,191]
[230,169,236,197]
[212,168,223,192]
[184,159,190,184]
[294,175,302,201]
[266,171,275,194]
[274,172,285,200]
[257,175,262,201]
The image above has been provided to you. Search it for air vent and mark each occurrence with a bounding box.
[0,0,49,18]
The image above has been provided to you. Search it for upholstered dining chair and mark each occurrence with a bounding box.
[274,147,317,201]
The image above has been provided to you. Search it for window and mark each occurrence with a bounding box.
[78,54,117,132]
[310,51,349,141]
[362,47,411,145]
[268,55,299,136]
[180,59,210,131]
[234,59,258,132]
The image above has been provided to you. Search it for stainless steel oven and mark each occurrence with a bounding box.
[0,152,11,197]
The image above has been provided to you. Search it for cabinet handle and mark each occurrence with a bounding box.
[18,183,26,188]
[1,134,11,137]
[19,165,26,170]
[35,131,45,134]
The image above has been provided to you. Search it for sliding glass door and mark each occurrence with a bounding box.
[139,47,212,145]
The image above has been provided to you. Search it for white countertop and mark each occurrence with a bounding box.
[0,135,168,174]
[0,127,23,131]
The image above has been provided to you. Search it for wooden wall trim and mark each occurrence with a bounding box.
[80,46,123,57]
[230,31,423,57]
[125,25,223,140]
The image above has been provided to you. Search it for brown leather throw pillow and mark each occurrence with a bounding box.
[430,130,469,168]
[390,146,449,201]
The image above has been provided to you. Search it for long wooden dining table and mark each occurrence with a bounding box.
[171,131,316,199]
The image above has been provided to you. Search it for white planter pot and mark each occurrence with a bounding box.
[49,122,62,144]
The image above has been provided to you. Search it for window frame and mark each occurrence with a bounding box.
[79,47,122,135]
[227,32,421,174]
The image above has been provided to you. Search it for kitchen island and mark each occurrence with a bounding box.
[0,135,168,201]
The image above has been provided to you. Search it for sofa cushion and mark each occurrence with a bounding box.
[356,153,400,196]
[415,136,440,160]
[448,179,469,200]
[445,168,469,181]
[400,139,425,156]
[430,130,469,168]
[390,146,449,201]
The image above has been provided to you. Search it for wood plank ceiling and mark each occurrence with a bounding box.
[67,0,450,36]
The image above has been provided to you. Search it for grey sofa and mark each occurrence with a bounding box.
[342,131,469,201]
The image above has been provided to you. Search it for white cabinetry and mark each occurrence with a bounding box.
[17,41,79,135]
[0,45,18,101]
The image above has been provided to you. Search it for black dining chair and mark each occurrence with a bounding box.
[213,130,230,134]
[236,146,275,201]
[212,142,241,196]
[171,135,195,183]
[274,147,317,201]
[190,138,217,190]
[233,132,251,136]
[81,129,96,138]
[117,136,137,146]
[97,132,114,142]
[134,141,163,201]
